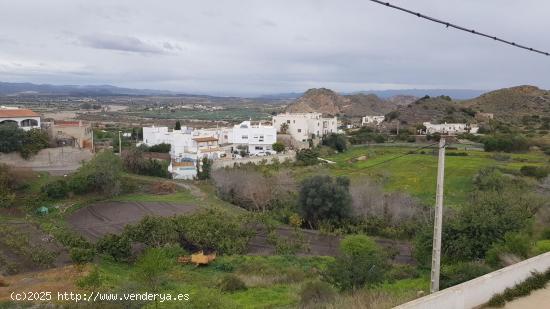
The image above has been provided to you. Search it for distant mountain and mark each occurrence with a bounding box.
[285,88,413,117]
[0,82,176,96]
[356,89,486,100]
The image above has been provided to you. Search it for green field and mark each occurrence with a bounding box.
[322,145,547,208]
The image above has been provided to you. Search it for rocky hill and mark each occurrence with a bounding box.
[284,88,415,117]
[462,85,550,121]
[391,96,475,125]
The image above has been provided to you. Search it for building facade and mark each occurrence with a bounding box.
[423,122,479,135]
[272,113,337,142]
[47,120,93,149]
[362,115,385,126]
[0,106,41,131]
[230,121,276,155]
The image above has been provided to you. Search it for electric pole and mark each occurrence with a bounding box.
[118,131,122,155]
[430,137,446,293]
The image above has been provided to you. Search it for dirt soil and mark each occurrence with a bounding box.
[0,221,71,276]
[248,225,414,264]
[67,201,199,241]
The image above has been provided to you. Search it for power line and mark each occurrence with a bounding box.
[350,142,438,172]
[367,0,550,57]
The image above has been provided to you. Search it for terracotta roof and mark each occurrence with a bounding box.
[192,136,218,142]
[172,161,195,167]
[0,109,39,118]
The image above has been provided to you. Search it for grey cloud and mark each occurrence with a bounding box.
[78,33,166,54]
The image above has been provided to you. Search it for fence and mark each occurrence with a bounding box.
[395,252,550,309]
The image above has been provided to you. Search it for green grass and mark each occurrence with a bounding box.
[322,146,548,207]
[111,191,196,204]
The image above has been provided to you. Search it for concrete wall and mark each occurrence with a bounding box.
[0,147,93,173]
[212,152,295,169]
[395,252,550,309]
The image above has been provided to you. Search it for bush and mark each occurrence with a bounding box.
[483,134,530,153]
[41,179,69,199]
[96,234,132,262]
[124,216,178,248]
[299,175,352,228]
[440,262,493,289]
[300,281,337,306]
[323,235,388,291]
[0,124,48,159]
[217,274,247,292]
[148,143,171,153]
[520,165,550,179]
[386,264,420,281]
[296,148,319,166]
[272,142,285,153]
[486,232,532,267]
[322,133,348,153]
[69,151,123,196]
[173,210,254,255]
[70,247,96,264]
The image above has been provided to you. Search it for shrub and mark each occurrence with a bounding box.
[188,289,236,309]
[69,151,123,196]
[322,235,388,291]
[296,148,319,166]
[70,247,96,264]
[485,269,550,308]
[41,179,69,199]
[483,134,530,153]
[299,175,352,228]
[77,267,102,289]
[96,234,132,262]
[272,142,285,153]
[300,281,337,306]
[0,124,48,159]
[124,216,178,248]
[386,264,420,281]
[440,262,493,289]
[520,165,550,179]
[217,274,247,292]
[173,210,254,255]
[486,232,532,267]
[322,133,348,153]
[148,143,171,153]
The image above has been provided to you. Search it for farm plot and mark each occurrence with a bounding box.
[67,201,199,241]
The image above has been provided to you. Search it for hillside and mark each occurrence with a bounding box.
[285,88,414,117]
[462,85,550,121]
[391,96,475,125]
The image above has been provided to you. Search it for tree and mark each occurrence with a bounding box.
[296,149,319,166]
[148,143,171,153]
[96,233,131,262]
[322,133,348,152]
[175,120,182,130]
[272,142,285,153]
[20,129,49,159]
[196,157,212,180]
[280,123,289,134]
[298,175,352,227]
[69,150,123,196]
[0,123,25,153]
[323,235,388,290]
[124,216,178,248]
[0,164,16,208]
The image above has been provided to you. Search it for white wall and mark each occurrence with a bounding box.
[232,121,276,155]
[395,252,550,309]
[0,116,41,131]
[273,113,337,142]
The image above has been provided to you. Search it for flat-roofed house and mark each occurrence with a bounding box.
[0,106,41,131]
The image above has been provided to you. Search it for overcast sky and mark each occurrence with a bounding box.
[0,0,549,96]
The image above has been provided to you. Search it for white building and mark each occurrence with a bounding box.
[362,115,385,126]
[423,122,479,135]
[272,113,337,142]
[0,106,41,131]
[143,125,226,180]
[230,121,277,155]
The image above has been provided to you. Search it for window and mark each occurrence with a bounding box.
[255,146,263,150]
[297,129,302,133]
[287,120,291,124]
[242,135,248,139]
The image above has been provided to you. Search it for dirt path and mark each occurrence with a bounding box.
[504,287,550,309]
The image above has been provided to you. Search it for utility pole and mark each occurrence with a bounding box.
[118,131,122,155]
[430,137,446,293]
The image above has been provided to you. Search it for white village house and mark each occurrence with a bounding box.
[362,115,385,126]
[0,106,41,131]
[230,120,276,155]
[423,122,479,135]
[142,120,277,179]
[272,112,337,142]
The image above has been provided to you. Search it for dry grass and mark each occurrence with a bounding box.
[0,265,89,301]
[301,289,417,309]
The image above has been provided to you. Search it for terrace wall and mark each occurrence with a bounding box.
[212,151,295,169]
